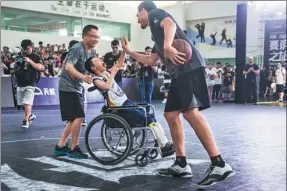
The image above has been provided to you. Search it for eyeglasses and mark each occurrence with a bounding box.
[86,34,100,40]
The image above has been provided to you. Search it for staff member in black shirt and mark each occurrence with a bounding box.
[103,39,127,88]
[222,64,235,101]
[14,39,44,128]
[138,46,157,111]
[243,56,260,104]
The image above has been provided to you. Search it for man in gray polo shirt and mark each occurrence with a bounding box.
[53,25,98,159]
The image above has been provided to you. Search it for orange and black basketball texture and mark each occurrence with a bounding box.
[172,39,192,63]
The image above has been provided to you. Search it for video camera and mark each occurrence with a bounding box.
[11,47,27,66]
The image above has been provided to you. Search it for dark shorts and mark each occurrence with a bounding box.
[59,91,85,121]
[165,67,210,113]
[276,84,284,93]
[222,85,232,93]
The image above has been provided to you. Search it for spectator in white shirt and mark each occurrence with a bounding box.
[205,64,217,101]
[212,62,223,101]
[274,63,286,102]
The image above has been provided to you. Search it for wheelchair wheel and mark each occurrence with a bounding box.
[129,129,146,156]
[85,113,133,165]
[101,125,146,156]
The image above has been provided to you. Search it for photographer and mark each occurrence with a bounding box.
[14,39,44,128]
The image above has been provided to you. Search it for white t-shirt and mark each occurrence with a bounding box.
[93,71,127,106]
[214,68,223,85]
[275,67,286,85]
[205,68,217,86]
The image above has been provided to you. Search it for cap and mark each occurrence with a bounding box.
[21,39,33,49]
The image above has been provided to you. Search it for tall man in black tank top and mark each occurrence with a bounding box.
[121,1,234,188]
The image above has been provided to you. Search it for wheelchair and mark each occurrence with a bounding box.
[85,85,164,167]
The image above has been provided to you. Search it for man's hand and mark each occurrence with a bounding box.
[121,36,130,54]
[23,57,32,64]
[108,66,119,75]
[82,74,93,84]
[163,45,186,65]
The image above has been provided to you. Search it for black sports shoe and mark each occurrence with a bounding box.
[53,144,70,156]
[67,145,88,159]
[157,162,193,178]
[161,142,175,158]
[197,163,235,188]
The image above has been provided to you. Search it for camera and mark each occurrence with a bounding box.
[12,47,27,66]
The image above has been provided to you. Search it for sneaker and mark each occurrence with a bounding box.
[277,99,283,102]
[28,113,36,125]
[54,144,70,156]
[161,142,175,158]
[67,145,88,159]
[162,98,167,104]
[197,163,235,188]
[82,119,87,127]
[22,120,29,128]
[157,162,193,178]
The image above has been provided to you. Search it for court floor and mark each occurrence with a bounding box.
[1,102,286,191]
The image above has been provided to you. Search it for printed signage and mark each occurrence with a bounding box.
[51,1,111,19]
[264,19,286,69]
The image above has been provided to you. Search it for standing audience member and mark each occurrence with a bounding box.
[212,62,223,102]
[243,56,260,104]
[138,46,157,110]
[54,25,97,159]
[222,64,235,101]
[205,64,217,101]
[103,39,127,88]
[274,62,286,102]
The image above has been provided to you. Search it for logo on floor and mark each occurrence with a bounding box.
[1,154,209,190]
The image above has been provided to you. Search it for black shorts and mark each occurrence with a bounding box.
[276,84,284,93]
[165,67,210,113]
[59,91,85,121]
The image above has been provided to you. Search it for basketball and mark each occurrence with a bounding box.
[172,39,192,63]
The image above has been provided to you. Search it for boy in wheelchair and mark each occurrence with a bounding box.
[84,53,174,158]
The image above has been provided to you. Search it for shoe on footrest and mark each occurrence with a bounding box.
[161,142,175,158]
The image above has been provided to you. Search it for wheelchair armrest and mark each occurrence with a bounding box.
[87,86,98,92]
[137,104,152,106]
[107,106,144,109]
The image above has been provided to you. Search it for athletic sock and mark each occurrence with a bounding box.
[210,155,225,167]
[175,156,187,168]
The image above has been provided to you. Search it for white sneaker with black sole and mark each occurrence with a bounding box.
[22,114,36,128]
[197,163,235,188]
[157,163,193,178]
[28,113,36,125]
[22,120,30,128]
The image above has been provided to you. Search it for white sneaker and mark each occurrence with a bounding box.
[28,113,36,125]
[22,120,29,128]
[157,163,193,178]
[197,163,235,188]
[162,99,167,104]
[82,119,87,126]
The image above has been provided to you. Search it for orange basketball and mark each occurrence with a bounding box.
[172,39,192,63]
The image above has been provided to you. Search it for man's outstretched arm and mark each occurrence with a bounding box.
[121,37,159,66]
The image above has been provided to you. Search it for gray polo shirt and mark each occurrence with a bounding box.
[58,42,94,93]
